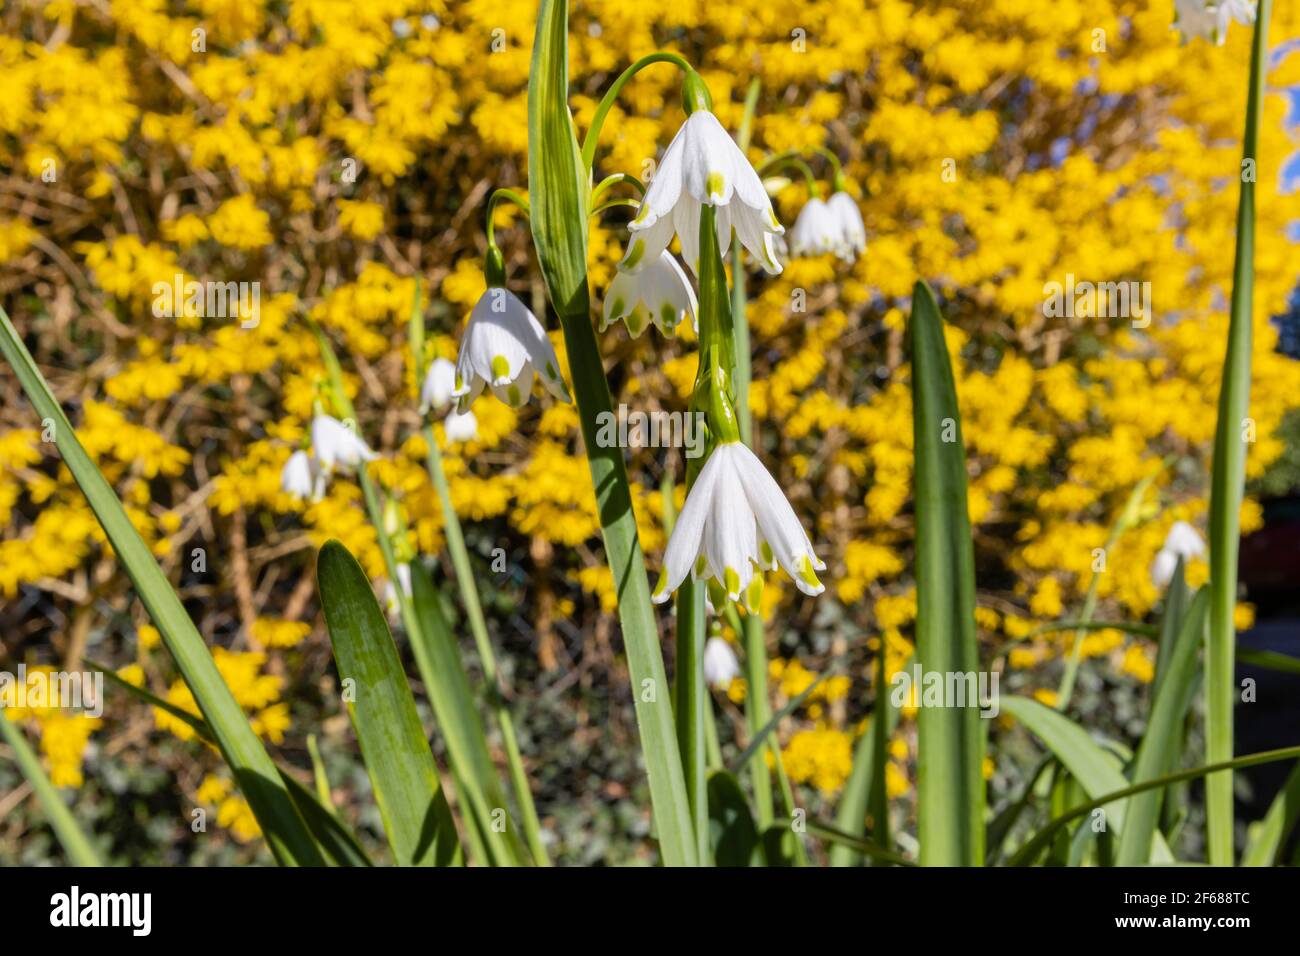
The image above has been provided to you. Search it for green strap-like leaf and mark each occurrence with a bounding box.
[1001,696,1172,863]
[0,709,102,866]
[317,541,461,866]
[707,771,759,867]
[1241,759,1300,866]
[831,650,899,867]
[1205,0,1270,865]
[407,561,529,866]
[1116,590,1208,864]
[908,281,985,865]
[0,305,322,867]
[527,0,695,866]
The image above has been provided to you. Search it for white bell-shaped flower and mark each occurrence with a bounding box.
[1150,520,1206,587]
[826,191,867,261]
[383,562,413,617]
[620,110,783,277]
[311,414,377,473]
[653,440,824,604]
[1174,0,1254,44]
[789,197,842,258]
[420,357,458,413]
[454,287,571,411]
[601,250,698,338]
[280,449,316,499]
[703,636,741,689]
[444,407,478,444]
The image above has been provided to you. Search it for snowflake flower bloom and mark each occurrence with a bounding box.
[311,414,377,473]
[444,407,478,444]
[601,250,698,337]
[420,357,458,413]
[652,441,824,604]
[826,191,867,261]
[1150,520,1207,587]
[620,110,783,277]
[280,449,316,499]
[453,287,571,411]
[789,197,841,258]
[703,636,741,689]
[1174,0,1254,44]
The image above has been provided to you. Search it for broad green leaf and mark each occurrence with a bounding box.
[1153,558,1190,687]
[0,305,322,867]
[89,661,371,867]
[407,560,529,866]
[317,541,460,866]
[759,824,798,867]
[0,709,102,866]
[1010,743,1300,866]
[707,771,758,867]
[526,0,695,866]
[908,280,984,866]
[1241,759,1300,866]
[1117,590,1208,864]
[1001,697,1173,864]
[1205,0,1270,865]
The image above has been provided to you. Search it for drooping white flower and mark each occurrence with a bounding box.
[1174,0,1254,44]
[420,357,458,413]
[601,250,698,338]
[311,414,377,473]
[789,197,841,258]
[383,562,413,616]
[653,441,824,604]
[444,407,478,444]
[1150,520,1207,587]
[620,110,783,277]
[280,449,315,499]
[454,287,571,411]
[703,636,741,689]
[826,191,867,261]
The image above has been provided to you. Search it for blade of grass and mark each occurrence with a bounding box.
[0,305,322,866]
[806,819,915,867]
[707,770,759,867]
[0,708,102,866]
[908,280,984,865]
[1237,647,1300,676]
[1206,0,1270,866]
[1116,590,1208,864]
[306,734,335,817]
[317,540,461,866]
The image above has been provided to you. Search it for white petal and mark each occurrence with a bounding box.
[703,448,758,600]
[653,454,724,603]
[730,442,824,595]
[621,212,676,275]
[420,357,457,412]
[680,111,737,207]
[703,636,740,688]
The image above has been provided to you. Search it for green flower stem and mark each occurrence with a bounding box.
[422,423,550,866]
[674,580,709,863]
[591,172,645,205]
[485,188,530,248]
[580,52,697,170]
[756,155,819,198]
[1206,0,1270,866]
